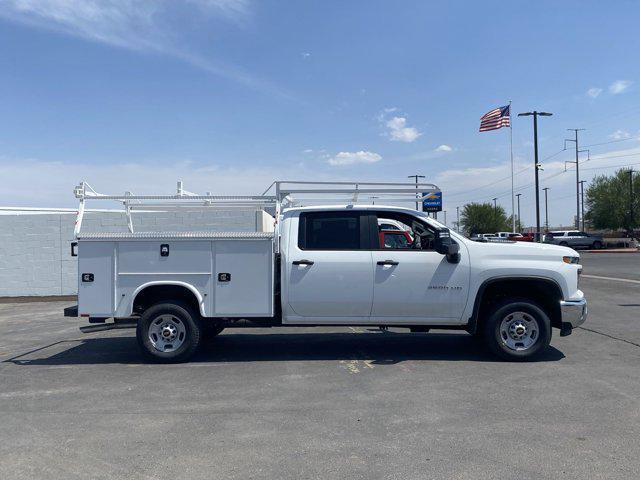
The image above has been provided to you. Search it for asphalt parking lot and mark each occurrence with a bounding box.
[0,252,639,479]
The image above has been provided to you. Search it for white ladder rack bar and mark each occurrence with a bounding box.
[73,181,278,237]
[72,179,441,238]
[271,180,440,209]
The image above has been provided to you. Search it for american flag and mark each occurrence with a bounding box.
[479,105,510,132]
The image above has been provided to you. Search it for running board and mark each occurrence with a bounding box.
[80,321,137,333]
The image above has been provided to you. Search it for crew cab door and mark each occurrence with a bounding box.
[369,212,470,323]
[285,211,374,322]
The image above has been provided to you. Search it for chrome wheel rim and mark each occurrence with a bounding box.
[499,311,539,351]
[148,314,186,352]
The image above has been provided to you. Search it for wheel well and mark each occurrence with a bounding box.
[132,285,201,317]
[472,278,563,332]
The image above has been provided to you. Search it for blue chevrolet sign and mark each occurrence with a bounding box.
[422,191,442,212]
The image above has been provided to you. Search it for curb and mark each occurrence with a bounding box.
[583,249,639,254]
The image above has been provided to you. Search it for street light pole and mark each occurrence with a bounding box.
[518,111,553,241]
[515,193,522,230]
[544,188,549,230]
[407,174,425,211]
[443,210,447,226]
[456,206,460,233]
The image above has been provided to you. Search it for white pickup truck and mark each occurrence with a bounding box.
[65,181,587,362]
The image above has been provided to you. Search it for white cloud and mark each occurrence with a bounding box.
[609,80,633,94]
[435,144,452,152]
[386,116,422,143]
[328,151,382,166]
[609,130,631,140]
[0,1,288,96]
[408,144,454,162]
[586,87,602,98]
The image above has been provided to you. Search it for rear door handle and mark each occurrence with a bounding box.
[377,260,399,266]
[293,260,314,266]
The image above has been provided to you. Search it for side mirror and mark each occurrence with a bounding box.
[434,229,460,263]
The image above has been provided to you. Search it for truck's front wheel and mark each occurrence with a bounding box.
[136,302,202,363]
[483,299,551,361]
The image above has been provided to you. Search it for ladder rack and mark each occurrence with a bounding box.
[266,180,440,206]
[73,180,441,238]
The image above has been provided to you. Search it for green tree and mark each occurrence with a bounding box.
[585,169,639,236]
[460,202,511,236]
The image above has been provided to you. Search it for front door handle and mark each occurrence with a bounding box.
[377,260,399,266]
[293,259,314,266]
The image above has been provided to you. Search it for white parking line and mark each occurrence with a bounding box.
[581,274,640,285]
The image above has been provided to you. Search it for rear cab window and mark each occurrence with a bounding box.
[298,211,368,250]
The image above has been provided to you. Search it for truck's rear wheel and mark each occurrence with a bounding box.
[136,302,202,363]
[483,299,551,361]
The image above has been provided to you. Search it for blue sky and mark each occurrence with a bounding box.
[1,0,640,227]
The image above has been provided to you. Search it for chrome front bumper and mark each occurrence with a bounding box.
[560,298,588,330]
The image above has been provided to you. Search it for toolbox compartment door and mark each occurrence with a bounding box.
[213,239,273,316]
[78,241,115,317]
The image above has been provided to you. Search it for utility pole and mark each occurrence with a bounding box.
[565,129,585,229]
[443,210,447,226]
[515,193,522,230]
[456,206,460,233]
[578,180,586,231]
[519,111,553,241]
[542,187,550,231]
[629,169,635,238]
[407,174,425,211]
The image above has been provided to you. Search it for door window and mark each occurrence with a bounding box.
[298,212,363,250]
[374,212,435,250]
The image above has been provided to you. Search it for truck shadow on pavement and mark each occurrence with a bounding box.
[6,330,565,366]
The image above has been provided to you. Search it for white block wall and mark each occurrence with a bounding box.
[0,209,260,297]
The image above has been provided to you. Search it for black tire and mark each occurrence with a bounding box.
[559,241,569,247]
[592,241,602,249]
[136,302,202,363]
[483,298,551,361]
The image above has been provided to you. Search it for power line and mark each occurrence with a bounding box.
[581,160,640,172]
[446,164,532,199]
[583,137,638,148]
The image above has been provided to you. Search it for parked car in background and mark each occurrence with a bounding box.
[378,218,410,232]
[509,233,534,242]
[379,229,413,249]
[469,233,497,242]
[519,232,536,242]
[544,231,604,249]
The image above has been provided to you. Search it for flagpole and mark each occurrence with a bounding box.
[509,100,515,233]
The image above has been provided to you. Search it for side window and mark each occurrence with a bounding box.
[568,231,581,237]
[299,212,362,250]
